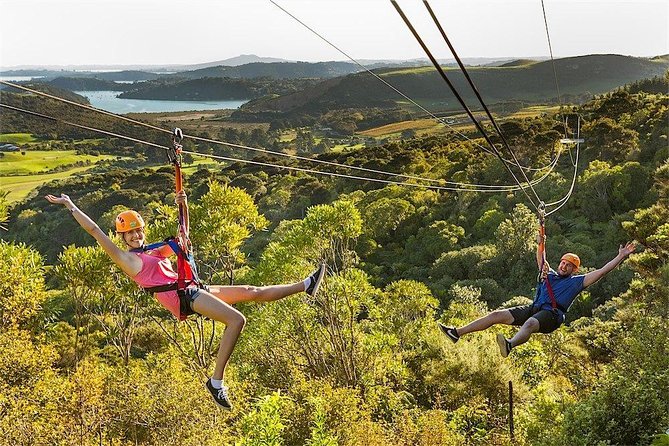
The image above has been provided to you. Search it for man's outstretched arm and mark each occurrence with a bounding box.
[583,242,636,288]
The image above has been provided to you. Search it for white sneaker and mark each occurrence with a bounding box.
[205,379,231,410]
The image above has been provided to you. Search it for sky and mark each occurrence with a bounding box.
[0,0,667,68]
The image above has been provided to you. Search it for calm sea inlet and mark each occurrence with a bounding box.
[74,91,249,114]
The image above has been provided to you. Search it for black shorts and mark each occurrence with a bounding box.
[178,287,202,318]
[508,305,564,333]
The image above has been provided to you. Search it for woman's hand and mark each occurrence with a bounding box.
[175,190,188,206]
[619,242,636,258]
[45,193,74,210]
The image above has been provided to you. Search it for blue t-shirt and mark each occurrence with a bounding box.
[533,269,585,316]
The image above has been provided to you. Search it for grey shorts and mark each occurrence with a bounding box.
[178,287,203,317]
[509,305,563,333]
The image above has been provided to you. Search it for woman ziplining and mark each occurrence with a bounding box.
[45,131,326,410]
[439,209,636,357]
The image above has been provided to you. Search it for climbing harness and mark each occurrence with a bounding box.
[535,204,561,312]
[132,128,206,298]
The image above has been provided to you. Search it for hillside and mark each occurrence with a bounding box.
[118,77,321,100]
[48,77,128,91]
[184,54,289,69]
[237,54,669,117]
[498,59,537,67]
[167,61,364,80]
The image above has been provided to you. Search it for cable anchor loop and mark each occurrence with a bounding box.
[538,201,546,222]
[167,128,184,165]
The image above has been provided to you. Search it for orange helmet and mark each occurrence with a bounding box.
[560,253,580,270]
[115,210,145,233]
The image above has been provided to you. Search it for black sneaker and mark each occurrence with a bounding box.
[438,323,460,343]
[496,333,512,358]
[305,263,326,297]
[205,379,232,410]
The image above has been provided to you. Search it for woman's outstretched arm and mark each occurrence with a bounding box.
[45,194,142,277]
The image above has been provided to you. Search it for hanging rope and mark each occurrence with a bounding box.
[544,118,582,216]
[540,0,569,137]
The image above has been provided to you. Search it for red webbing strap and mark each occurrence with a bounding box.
[544,275,558,310]
[538,213,558,311]
[171,128,192,291]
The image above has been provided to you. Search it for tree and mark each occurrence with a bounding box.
[403,221,465,266]
[189,181,268,285]
[494,203,537,261]
[362,197,415,242]
[0,190,8,230]
[0,241,48,330]
[582,117,639,163]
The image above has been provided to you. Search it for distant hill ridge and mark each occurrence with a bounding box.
[169,61,363,80]
[498,59,537,67]
[238,54,669,116]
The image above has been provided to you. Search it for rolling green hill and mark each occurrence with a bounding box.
[237,54,669,118]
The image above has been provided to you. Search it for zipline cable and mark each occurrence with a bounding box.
[540,0,565,117]
[1,102,552,193]
[1,79,542,189]
[267,0,489,150]
[422,0,543,206]
[390,0,539,210]
[268,0,557,173]
[0,80,169,134]
[0,103,169,151]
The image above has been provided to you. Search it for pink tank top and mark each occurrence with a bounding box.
[131,251,186,321]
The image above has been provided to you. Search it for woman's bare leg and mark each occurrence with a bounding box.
[456,309,514,336]
[207,281,305,305]
[191,290,246,381]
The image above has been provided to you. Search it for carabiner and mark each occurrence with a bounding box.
[172,127,183,146]
[538,201,546,222]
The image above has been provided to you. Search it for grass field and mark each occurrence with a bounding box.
[380,66,459,76]
[357,103,563,139]
[1,150,121,203]
[0,133,37,144]
[508,105,561,119]
[180,158,220,175]
[0,150,117,175]
[1,165,99,203]
[358,119,441,138]
[279,130,297,142]
[330,143,365,152]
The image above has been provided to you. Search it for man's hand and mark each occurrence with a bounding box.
[538,262,549,281]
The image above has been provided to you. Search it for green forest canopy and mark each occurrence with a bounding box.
[0,82,668,445]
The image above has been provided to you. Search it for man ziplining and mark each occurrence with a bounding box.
[439,215,636,357]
